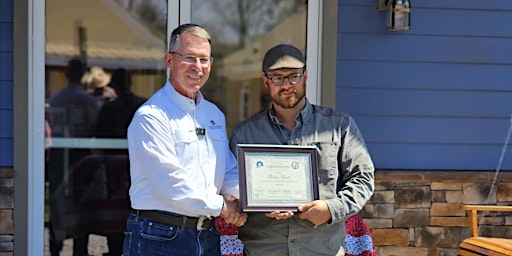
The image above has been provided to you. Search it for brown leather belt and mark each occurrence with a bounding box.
[132,210,214,231]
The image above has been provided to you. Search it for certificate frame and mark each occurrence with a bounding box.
[237,144,319,212]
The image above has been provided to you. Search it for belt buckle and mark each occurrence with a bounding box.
[196,216,211,231]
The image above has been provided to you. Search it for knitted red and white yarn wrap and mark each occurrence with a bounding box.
[215,217,244,256]
[344,214,378,256]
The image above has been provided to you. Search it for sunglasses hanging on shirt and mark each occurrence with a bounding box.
[196,128,206,136]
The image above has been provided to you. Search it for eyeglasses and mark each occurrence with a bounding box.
[265,73,304,86]
[170,52,213,65]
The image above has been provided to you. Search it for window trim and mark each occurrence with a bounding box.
[306,0,322,105]
[13,0,46,254]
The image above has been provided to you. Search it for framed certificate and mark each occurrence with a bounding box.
[237,144,319,212]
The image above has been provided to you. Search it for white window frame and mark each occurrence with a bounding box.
[14,0,46,255]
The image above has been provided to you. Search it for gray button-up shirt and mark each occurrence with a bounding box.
[229,99,375,256]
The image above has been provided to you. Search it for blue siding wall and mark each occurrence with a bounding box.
[337,0,512,170]
[0,0,14,167]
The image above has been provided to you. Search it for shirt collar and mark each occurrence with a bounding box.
[164,80,204,112]
[269,98,312,127]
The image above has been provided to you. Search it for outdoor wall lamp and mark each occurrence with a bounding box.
[379,0,411,31]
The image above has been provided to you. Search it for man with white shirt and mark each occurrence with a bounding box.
[123,23,246,256]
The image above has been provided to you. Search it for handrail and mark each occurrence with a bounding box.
[461,205,512,237]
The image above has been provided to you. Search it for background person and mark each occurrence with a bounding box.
[82,66,117,108]
[93,68,147,256]
[229,44,375,256]
[96,68,147,139]
[48,58,99,256]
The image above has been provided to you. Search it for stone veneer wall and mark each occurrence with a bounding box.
[362,170,512,256]
[0,167,14,256]
[1,168,511,255]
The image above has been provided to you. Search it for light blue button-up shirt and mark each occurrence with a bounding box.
[127,80,239,217]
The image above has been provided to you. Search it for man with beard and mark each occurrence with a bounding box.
[229,44,375,256]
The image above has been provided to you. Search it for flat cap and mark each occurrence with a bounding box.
[262,44,305,72]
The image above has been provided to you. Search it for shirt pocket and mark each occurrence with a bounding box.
[312,142,339,181]
[173,129,198,157]
[174,129,198,144]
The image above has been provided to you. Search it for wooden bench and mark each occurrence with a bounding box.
[458,205,512,256]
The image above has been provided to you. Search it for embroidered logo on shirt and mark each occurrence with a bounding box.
[209,120,223,130]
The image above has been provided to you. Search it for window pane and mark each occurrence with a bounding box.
[43,1,307,254]
[190,0,308,134]
[44,0,167,255]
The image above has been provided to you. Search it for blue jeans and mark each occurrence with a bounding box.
[122,213,221,256]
